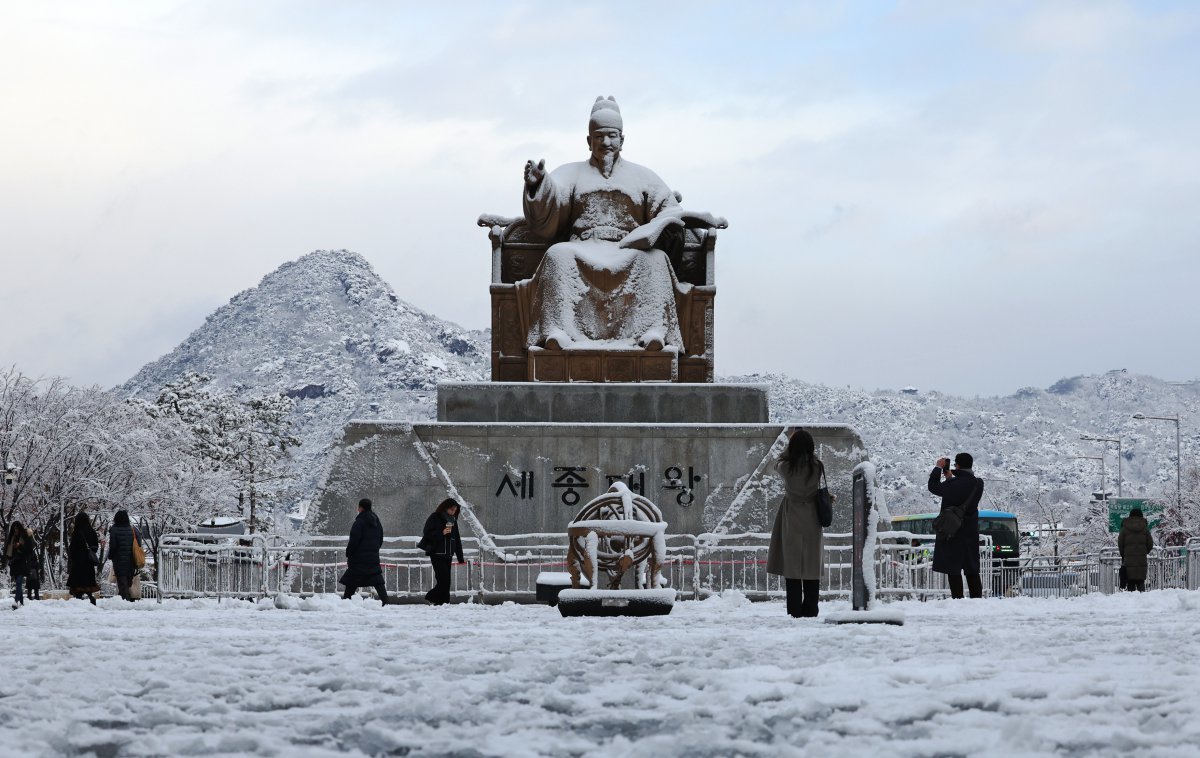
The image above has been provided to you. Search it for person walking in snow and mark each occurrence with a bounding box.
[25,546,41,601]
[3,522,36,609]
[105,510,141,602]
[419,498,465,605]
[68,512,102,605]
[1118,508,1154,592]
[766,429,827,618]
[929,453,986,599]
[339,498,390,606]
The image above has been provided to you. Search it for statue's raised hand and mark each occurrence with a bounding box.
[524,159,546,191]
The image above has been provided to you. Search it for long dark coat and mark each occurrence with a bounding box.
[106,525,139,579]
[422,513,464,562]
[766,459,825,580]
[68,525,101,593]
[1118,516,1154,583]
[339,509,385,586]
[929,468,984,575]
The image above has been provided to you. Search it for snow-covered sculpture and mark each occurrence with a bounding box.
[565,482,667,591]
[480,97,727,383]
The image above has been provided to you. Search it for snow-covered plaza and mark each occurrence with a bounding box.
[4,592,1200,757]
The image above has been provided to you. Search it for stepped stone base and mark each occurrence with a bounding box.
[437,382,770,425]
[315,380,870,548]
[311,421,866,538]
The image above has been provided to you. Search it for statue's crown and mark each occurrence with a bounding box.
[589,96,623,130]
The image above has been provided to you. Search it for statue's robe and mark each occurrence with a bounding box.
[517,156,688,349]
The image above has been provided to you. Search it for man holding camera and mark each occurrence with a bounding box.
[928,453,986,599]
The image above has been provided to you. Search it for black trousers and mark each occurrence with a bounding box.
[784,579,821,617]
[426,556,453,604]
[115,574,135,602]
[947,572,983,599]
[343,581,390,606]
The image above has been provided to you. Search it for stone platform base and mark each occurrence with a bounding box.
[311,421,866,538]
[556,589,675,617]
[437,382,770,424]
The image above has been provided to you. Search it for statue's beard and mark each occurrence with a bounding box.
[595,149,620,178]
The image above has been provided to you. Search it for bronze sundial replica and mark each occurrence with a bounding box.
[313,98,867,602]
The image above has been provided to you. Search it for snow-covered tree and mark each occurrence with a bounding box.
[1154,466,1200,547]
[144,372,300,533]
[0,367,245,585]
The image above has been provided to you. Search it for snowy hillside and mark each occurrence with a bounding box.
[745,371,1200,522]
[121,249,488,501]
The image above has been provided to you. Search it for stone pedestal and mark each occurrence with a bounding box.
[438,382,770,424]
[312,381,867,541]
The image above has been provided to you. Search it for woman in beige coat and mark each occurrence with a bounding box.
[767,428,825,617]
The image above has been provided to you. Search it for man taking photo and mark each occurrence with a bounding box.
[929,453,986,599]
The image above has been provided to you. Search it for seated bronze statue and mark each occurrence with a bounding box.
[479,97,726,383]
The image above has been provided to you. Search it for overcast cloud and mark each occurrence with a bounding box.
[1,1,1198,396]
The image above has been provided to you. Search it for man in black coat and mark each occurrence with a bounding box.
[339,499,390,606]
[928,453,986,599]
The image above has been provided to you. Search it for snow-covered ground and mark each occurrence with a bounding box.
[3,591,1200,757]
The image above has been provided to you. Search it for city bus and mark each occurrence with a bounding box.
[891,510,1021,594]
[890,510,1020,561]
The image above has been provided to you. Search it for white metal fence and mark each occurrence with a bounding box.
[153,533,1200,603]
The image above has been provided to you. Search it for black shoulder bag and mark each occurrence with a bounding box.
[815,465,834,529]
[933,479,982,539]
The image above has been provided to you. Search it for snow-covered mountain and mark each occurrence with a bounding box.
[121,249,488,501]
[122,249,1198,530]
[744,371,1199,521]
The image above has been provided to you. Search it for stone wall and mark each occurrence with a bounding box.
[311,421,868,540]
[438,382,770,424]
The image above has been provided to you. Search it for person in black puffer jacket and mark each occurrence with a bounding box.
[105,510,141,602]
[420,498,465,605]
[4,522,36,609]
[339,499,390,607]
[1118,508,1155,592]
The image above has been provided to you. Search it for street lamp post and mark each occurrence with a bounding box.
[1132,413,1182,516]
[1080,435,1122,497]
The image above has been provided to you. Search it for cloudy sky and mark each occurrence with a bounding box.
[2,1,1198,396]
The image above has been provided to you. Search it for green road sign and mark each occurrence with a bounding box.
[1107,497,1163,532]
